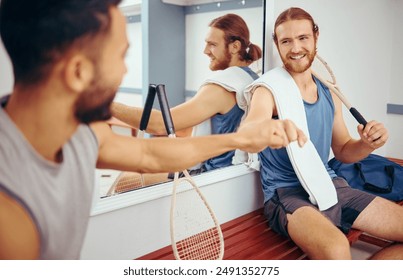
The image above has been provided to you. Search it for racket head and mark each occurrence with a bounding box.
[170,170,224,260]
[311,54,352,109]
[106,171,144,195]
[311,54,337,85]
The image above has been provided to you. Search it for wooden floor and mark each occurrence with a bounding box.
[137,157,403,260]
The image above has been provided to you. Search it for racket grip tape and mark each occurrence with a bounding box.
[156,84,176,135]
[139,84,157,131]
[350,107,367,126]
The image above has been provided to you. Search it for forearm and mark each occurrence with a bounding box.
[95,118,304,173]
[110,102,142,128]
[140,134,241,172]
[110,102,167,135]
[97,133,242,173]
[334,139,375,163]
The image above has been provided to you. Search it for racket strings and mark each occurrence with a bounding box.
[176,229,222,260]
[107,172,170,195]
[172,178,223,260]
[311,54,353,110]
[311,56,336,86]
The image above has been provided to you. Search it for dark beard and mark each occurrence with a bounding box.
[74,81,117,124]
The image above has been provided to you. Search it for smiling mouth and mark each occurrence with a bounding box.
[290,54,306,60]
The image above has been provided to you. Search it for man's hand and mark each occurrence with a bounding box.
[237,119,307,153]
[357,120,388,149]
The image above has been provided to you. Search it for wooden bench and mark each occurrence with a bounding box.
[137,158,403,260]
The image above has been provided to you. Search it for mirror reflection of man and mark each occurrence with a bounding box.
[112,13,263,173]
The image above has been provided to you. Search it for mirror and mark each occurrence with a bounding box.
[96,0,266,199]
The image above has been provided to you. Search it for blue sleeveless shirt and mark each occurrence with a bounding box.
[259,76,337,202]
[203,67,259,171]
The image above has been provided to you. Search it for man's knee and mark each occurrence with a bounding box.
[317,235,351,260]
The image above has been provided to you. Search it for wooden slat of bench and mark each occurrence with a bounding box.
[221,210,306,260]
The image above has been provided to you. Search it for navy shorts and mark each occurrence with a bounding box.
[263,177,376,237]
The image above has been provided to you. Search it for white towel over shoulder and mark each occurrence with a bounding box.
[194,67,260,170]
[241,67,337,211]
[192,66,255,137]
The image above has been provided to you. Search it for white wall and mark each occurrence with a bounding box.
[390,0,403,104]
[113,20,143,107]
[185,7,263,91]
[266,0,400,157]
[0,38,13,97]
[386,0,403,159]
[120,21,142,90]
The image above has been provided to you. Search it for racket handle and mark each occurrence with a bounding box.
[350,107,367,126]
[139,84,157,131]
[156,84,176,135]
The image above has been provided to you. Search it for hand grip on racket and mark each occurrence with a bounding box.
[156,84,175,136]
[349,107,367,126]
[137,84,158,186]
[139,84,157,131]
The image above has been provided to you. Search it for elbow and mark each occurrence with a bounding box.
[147,126,168,136]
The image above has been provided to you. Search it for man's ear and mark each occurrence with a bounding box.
[229,40,242,55]
[315,30,320,41]
[63,54,94,92]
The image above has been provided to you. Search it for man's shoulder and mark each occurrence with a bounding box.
[0,190,40,259]
[217,66,251,75]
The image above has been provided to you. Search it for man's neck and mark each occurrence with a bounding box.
[288,68,318,102]
[230,58,251,68]
[5,84,79,163]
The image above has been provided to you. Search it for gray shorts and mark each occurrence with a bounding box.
[264,177,376,237]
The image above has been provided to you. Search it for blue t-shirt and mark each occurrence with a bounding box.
[259,76,337,202]
[203,67,259,171]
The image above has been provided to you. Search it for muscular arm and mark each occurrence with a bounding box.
[0,191,40,260]
[92,110,304,173]
[330,92,388,163]
[241,86,306,148]
[93,121,243,173]
[110,84,236,136]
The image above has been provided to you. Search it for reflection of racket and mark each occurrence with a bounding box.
[107,85,158,195]
[311,54,367,126]
[156,84,224,260]
[136,84,157,186]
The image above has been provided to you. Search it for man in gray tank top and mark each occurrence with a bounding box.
[0,0,305,259]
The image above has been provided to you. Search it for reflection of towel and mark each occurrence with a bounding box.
[241,67,337,211]
[201,66,256,105]
[193,67,258,170]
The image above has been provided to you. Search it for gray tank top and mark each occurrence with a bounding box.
[0,96,99,259]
